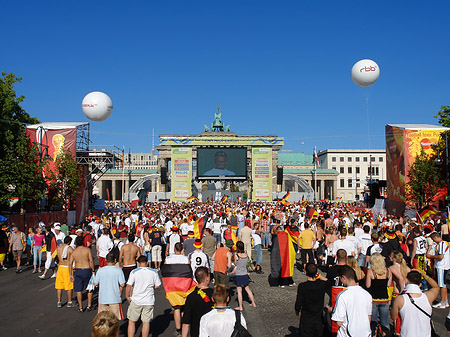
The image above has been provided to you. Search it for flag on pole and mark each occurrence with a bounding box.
[281,191,291,201]
[221,195,229,203]
[419,205,437,220]
[187,195,199,202]
[314,146,321,168]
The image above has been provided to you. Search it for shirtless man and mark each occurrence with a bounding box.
[70,236,95,312]
[55,236,74,308]
[119,233,142,281]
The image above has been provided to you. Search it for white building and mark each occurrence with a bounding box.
[318,149,386,201]
[128,152,158,170]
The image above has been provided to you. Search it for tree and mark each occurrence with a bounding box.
[0,130,47,211]
[47,148,82,210]
[404,148,444,209]
[0,72,39,158]
[433,105,450,127]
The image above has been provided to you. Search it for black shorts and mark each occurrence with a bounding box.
[123,266,136,282]
[74,269,92,292]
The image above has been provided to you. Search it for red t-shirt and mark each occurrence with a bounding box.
[83,233,92,247]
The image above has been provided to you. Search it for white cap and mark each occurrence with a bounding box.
[76,228,83,233]
[54,223,61,230]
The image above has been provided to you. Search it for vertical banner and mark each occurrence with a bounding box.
[252,148,272,201]
[171,147,192,202]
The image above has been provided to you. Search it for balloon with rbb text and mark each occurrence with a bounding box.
[82,91,113,122]
[351,59,380,87]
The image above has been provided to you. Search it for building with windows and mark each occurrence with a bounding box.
[318,149,386,201]
[277,151,339,200]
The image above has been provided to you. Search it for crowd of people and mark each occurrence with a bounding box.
[1,200,450,337]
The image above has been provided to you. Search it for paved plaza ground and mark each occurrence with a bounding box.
[0,249,449,336]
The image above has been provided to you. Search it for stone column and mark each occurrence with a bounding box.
[320,178,325,200]
[111,179,117,201]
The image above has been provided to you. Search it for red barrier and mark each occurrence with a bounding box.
[6,211,68,232]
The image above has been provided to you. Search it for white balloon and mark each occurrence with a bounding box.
[351,59,380,87]
[82,91,113,122]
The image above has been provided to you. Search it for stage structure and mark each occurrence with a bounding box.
[26,122,121,222]
[156,110,284,202]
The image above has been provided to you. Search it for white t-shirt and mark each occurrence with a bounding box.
[251,230,262,246]
[332,238,356,256]
[180,223,189,236]
[188,250,210,279]
[127,267,161,306]
[332,285,372,337]
[97,235,113,258]
[168,234,181,255]
[358,233,373,255]
[165,254,189,264]
[414,236,427,255]
[199,307,246,337]
[435,241,450,269]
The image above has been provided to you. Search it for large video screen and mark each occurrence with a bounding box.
[197,147,247,179]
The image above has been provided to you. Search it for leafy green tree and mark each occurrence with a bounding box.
[0,72,39,157]
[0,130,47,211]
[47,148,82,210]
[404,148,444,209]
[433,105,450,127]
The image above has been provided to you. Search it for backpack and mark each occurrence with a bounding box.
[230,310,252,337]
[110,242,120,261]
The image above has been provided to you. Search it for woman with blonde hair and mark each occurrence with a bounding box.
[366,253,392,336]
[347,256,365,283]
[388,250,410,294]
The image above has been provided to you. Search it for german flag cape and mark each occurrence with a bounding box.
[223,227,238,250]
[161,264,197,307]
[193,216,206,239]
[285,226,300,247]
[277,231,296,278]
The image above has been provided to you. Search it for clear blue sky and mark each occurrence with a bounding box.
[3,1,450,154]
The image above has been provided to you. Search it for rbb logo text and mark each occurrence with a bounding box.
[360,66,377,73]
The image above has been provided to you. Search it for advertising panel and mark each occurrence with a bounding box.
[386,124,447,215]
[25,125,77,177]
[171,147,192,201]
[197,147,247,179]
[160,136,283,147]
[252,148,272,201]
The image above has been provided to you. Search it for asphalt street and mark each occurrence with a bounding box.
[0,250,449,337]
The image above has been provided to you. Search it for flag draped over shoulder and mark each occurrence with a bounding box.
[419,205,437,219]
[193,216,206,239]
[285,226,300,247]
[161,264,197,307]
[277,230,296,278]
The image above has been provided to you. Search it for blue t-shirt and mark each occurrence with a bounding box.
[94,266,125,304]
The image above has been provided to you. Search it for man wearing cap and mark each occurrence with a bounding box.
[53,223,66,246]
[188,239,210,282]
[183,231,196,256]
[166,226,182,256]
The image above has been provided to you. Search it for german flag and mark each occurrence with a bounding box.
[161,264,197,307]
[50,235,58,259]
[285,226,300,247]
[277,230,296,278]
[187,195,199,202]
[221,195,229,203]
[193,216,206,239]
[307,207,318,220]
[419,205,437,220]
[223,227,238,250]
[281,191,291,201]
[280,199,292,206]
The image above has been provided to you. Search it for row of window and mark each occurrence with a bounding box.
[332,166,380,176]
[331,156,383,163]
[340,179,361,188]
